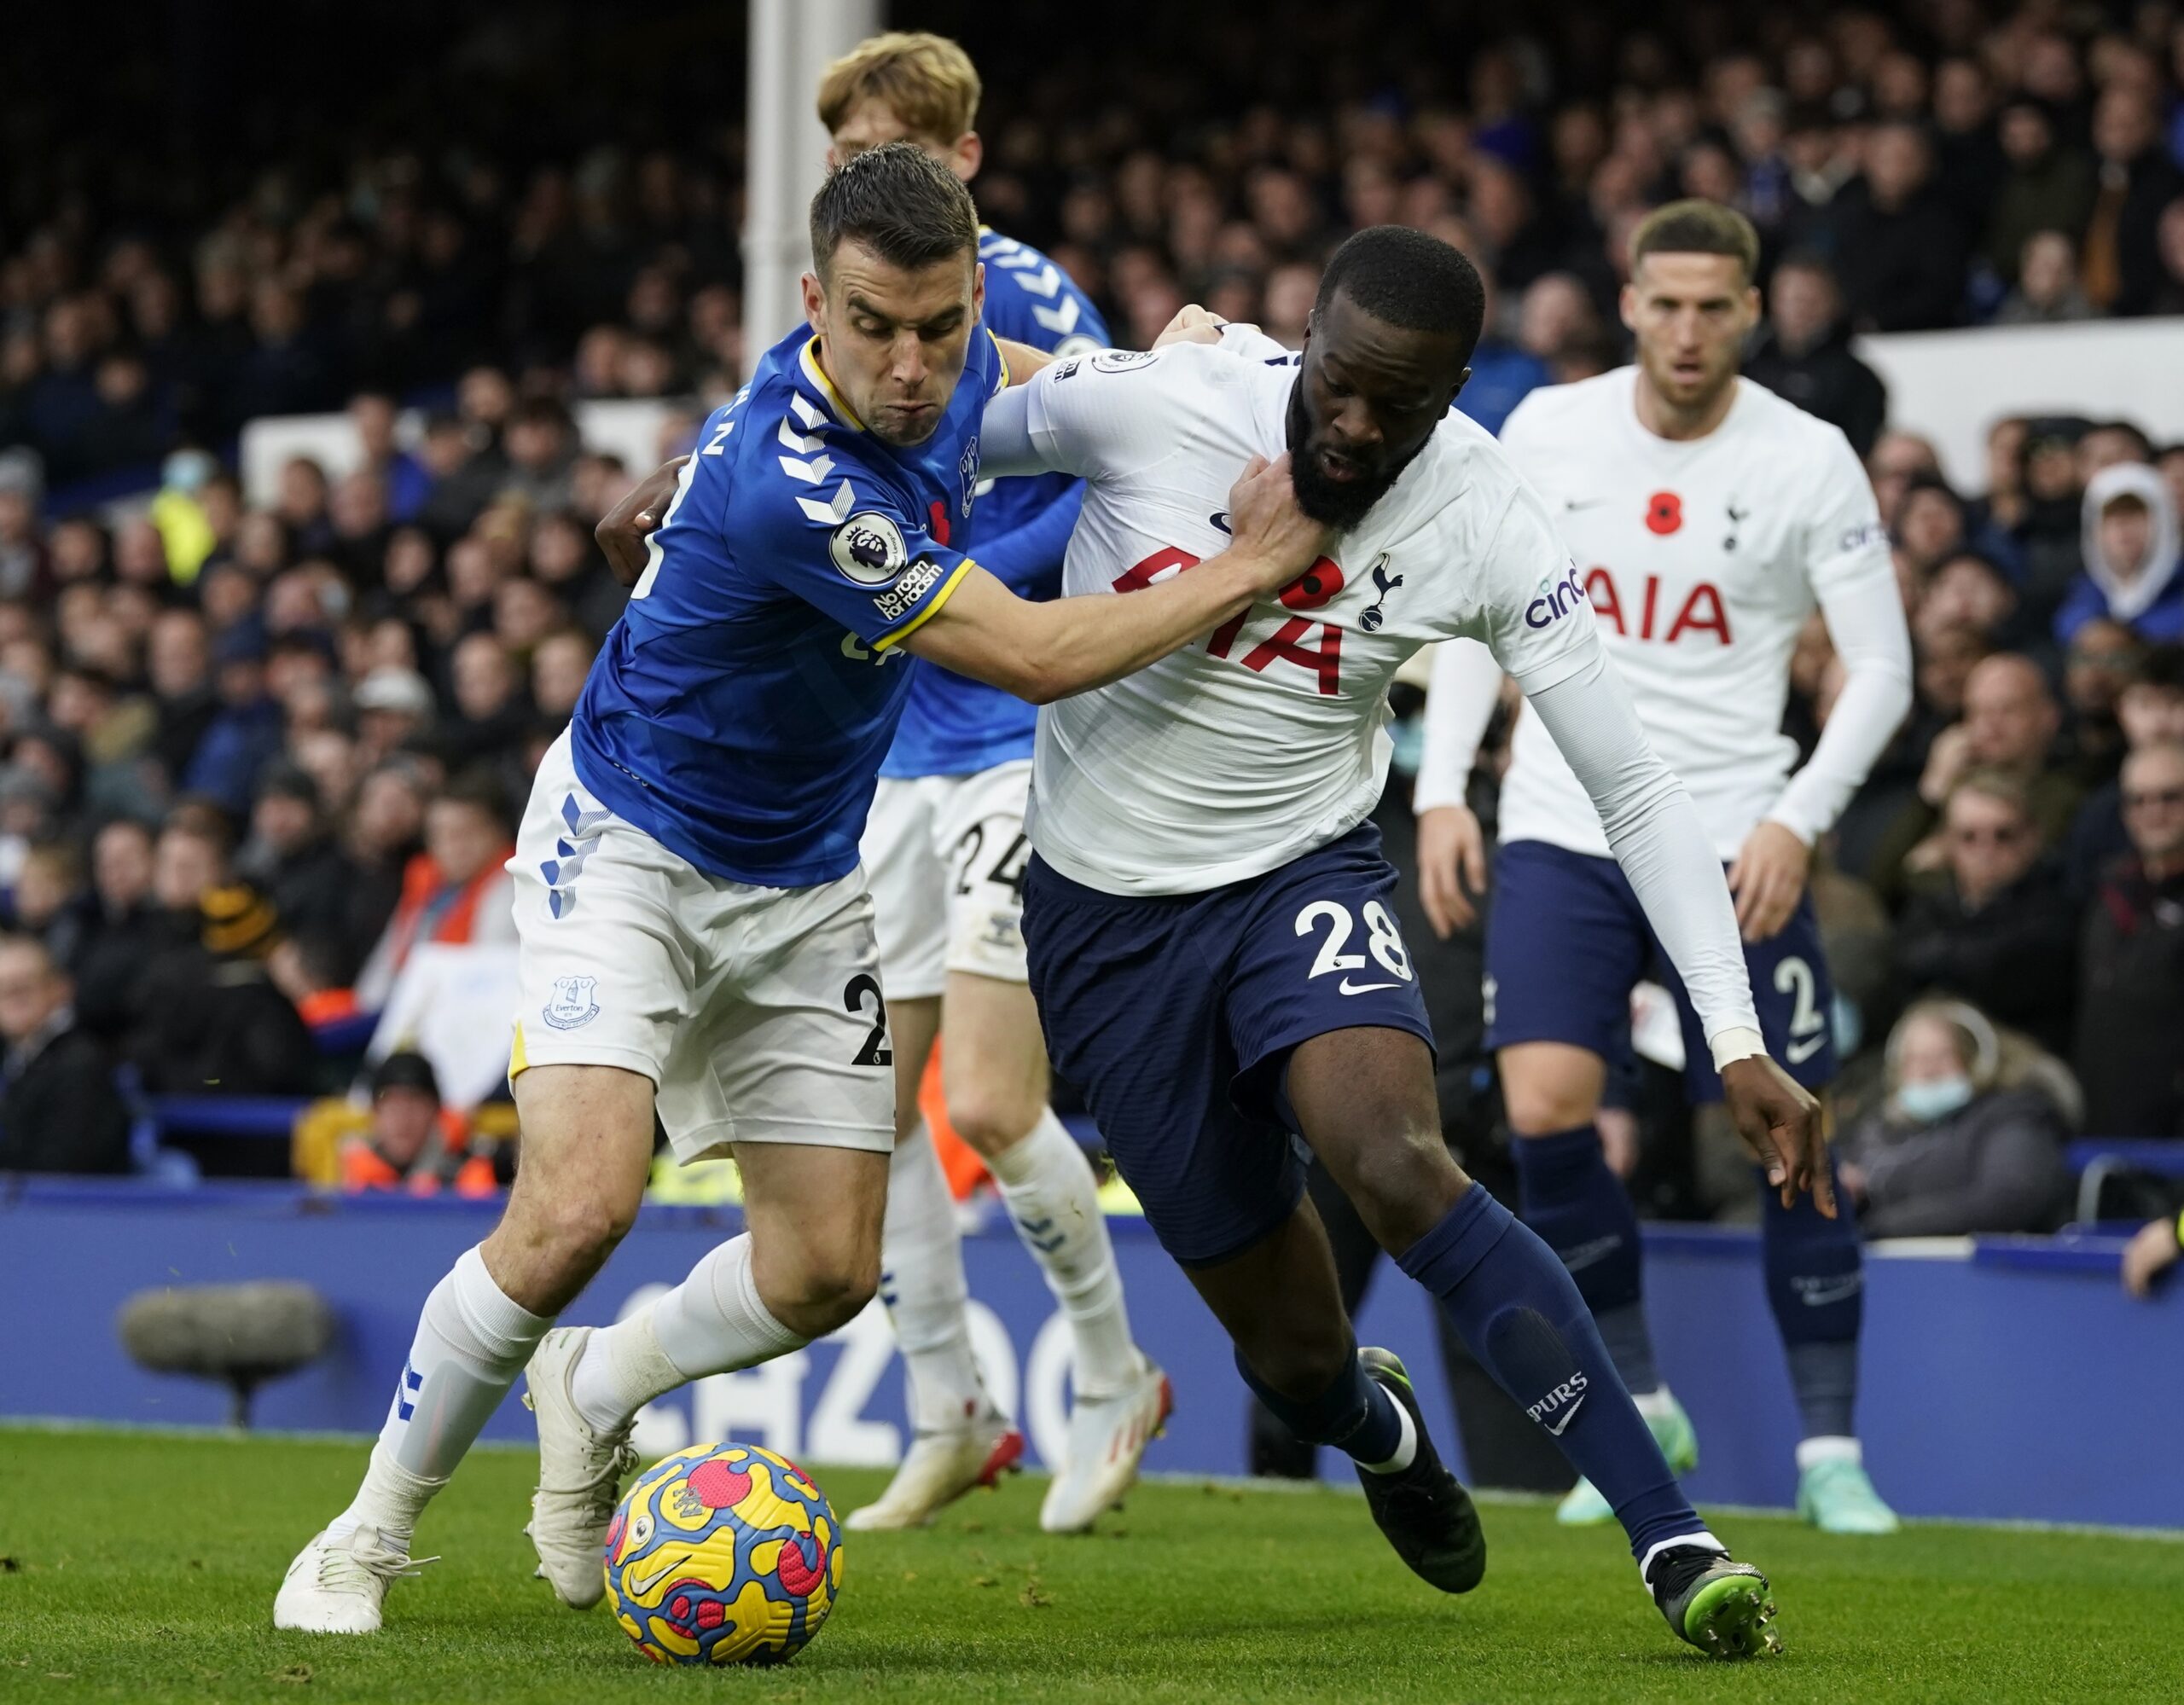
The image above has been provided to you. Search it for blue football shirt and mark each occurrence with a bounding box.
[880,229,1107,779]
[569,320,1006,887]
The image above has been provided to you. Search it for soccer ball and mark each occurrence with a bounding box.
[603,1441,844,1666]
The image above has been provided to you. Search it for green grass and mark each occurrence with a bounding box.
[2,1425,2177,1703]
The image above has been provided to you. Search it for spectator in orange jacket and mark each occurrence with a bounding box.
[352,769,517,1011]
[340,1050,495,1198]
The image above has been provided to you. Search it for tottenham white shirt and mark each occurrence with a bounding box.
[981,336,1766,1050]
[1416,367,1912,859]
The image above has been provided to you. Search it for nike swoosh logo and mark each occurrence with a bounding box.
[622,1551,691,1598]
[1338,978,1400,995]
[1786,1031,1828,1064]
[1564,497,1606,511]
[1544,1395,1585,1436]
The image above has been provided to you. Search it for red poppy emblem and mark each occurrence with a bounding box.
[1644,491,1683,536]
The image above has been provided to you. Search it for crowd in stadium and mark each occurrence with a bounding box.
[0,2,2179,1235]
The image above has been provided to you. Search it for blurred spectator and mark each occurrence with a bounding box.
[2011,417,2094,625]
[2082,87,2183,316]
[353,666,437,765]
[531,629,597,724]
[1995,229,2094,324]
[2059,618,2146,790]
[1838,1000,2071,1236]
[0,933,131,1175]
[1891,769,2079,1053]
[2075,741,2184,1139]
[353,769,518,1011]
[72,817,164,1039]
[1826,120,1967,331]
[1880,652,2082,890]
[2055,462,2183,645]
[1744,252,1886,457]
[339,1050,496,1198]
[182,623,283,817]
[1451,264,1548,437]
[1984,97,2094,284]
[235,766,361,975]
[134,881,316,1098]
[2069,645,2184,888]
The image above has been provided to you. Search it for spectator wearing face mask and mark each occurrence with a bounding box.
[2054,461,2184,645]
[1891,769,2080,1053]
[2075,740,2184,1138]
[1838,1000,2071,1238]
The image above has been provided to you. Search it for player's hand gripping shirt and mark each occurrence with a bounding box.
[983,339,1600,896]
[880,229,1108,780]
[1421,367,1908,858]
[569,321,1004,888]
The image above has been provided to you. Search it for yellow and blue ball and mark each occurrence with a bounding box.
[603,1442,843,1666]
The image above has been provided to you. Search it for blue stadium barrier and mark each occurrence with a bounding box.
[2,1178,2175,1528]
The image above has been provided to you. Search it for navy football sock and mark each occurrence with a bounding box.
[1399,1184,1705,1563]
[1513,1124,1661,1395]
[1758,1158,1864,1441]
[1234,1344,1407,1470]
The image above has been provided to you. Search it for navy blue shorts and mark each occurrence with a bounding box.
[1484,839,1837,1102]
[1023,822,1435,1267]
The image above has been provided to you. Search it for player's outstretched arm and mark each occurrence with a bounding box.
[902,453,1327,704]
[1523,650,1833,1215]
[1413,639,1504,937]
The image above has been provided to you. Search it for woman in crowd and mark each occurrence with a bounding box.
[1838,1000,2072,1238]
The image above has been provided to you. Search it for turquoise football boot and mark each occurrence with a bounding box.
[1798,1454,1901,1534]
[1556,1388,1699,1525]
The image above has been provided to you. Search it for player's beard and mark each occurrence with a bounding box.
[1285,381,1410,529]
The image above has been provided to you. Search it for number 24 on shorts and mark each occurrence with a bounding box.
[1295,899,1413,994]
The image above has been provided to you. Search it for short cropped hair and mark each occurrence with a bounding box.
[808,142,980,281]
[816,32,980,142]
[1315,225,1484,358]
[1630,199,1762,283]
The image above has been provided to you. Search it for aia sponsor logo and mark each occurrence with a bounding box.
[1583,567,1733,644]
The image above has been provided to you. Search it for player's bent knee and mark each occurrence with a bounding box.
[1502,1052,1607,1126]
[766,1252,880,1339]
[941,1085,1039,1157]
[1343,1129,1466,1252]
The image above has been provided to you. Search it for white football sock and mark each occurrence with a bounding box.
[877,1122,992,1434]
[328,1245,549,1549]
[987,1110,1139,1400]
[569,1234,805,1434]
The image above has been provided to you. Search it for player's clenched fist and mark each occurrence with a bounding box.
[1224,453,1331,594]
[1719,1054,1834,1215]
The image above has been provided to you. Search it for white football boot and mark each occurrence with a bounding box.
[1039,1356,1172,1534]
[845,1404,1025,1531]
[523,1325,637,1608]
[272,1524,430,1633]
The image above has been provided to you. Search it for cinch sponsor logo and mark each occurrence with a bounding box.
[1525,1371,1589,1435]
[1525,564,1590,629]
[875,557,946,623]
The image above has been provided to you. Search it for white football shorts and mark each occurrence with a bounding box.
[861,758,1034,1002]
[509,731,895,1163]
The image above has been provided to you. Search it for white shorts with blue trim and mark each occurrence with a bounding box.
[508,731,896,1163]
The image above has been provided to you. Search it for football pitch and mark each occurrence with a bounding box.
[2,1426,2176,1703]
